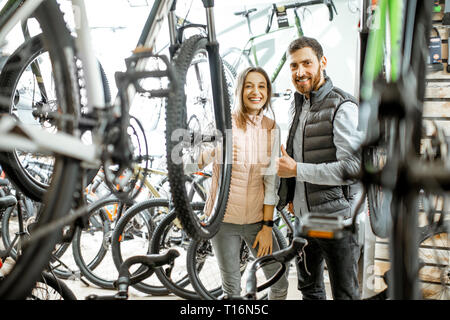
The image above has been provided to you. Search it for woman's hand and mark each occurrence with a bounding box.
[252,225,273,257]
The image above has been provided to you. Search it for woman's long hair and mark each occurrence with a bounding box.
[233,67,275,131]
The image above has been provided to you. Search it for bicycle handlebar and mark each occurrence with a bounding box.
[265,0,337,33]
[244,237,308,299]
[85,249,179,300]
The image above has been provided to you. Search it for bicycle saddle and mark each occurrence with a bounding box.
[234,8,257,17]
[0,195,17,210]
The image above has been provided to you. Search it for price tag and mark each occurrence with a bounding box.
[276,6,289,28]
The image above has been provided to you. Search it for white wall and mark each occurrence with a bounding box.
[81,0,361,153]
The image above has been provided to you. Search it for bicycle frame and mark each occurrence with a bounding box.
[360,0,404,102]
[0,0,226,168]
[223,0,336,85]
[225,7,304,84]
[358,0,442,300]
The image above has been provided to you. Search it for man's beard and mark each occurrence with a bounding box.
[296,67,323,95]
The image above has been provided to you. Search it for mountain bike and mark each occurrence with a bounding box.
[73,168,209,290]
[0,0,232,299]
[221,0,337,98]
[112,199,206,298]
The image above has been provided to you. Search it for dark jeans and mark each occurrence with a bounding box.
[295,219,361,300]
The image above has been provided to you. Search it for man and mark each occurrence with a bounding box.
[276,36,364,300]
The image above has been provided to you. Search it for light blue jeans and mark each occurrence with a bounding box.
[211,222,289,299]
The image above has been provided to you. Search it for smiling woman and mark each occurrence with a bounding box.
[233,66,274,130]
[242,71,268,115]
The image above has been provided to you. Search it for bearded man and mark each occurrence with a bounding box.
[276,36,364,300]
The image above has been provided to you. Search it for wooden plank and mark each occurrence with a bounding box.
[375,243,389,260]
[374,260,390,277]
[423,101,450,118]
[420,231,450,247]
[376,237,388,244]
[419,265,450,285]
[426,66,450,80]
[420,282,449,300]
[425,81,450,98]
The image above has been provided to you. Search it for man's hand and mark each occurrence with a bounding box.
[287,202,294,215]
[277,145,297,178]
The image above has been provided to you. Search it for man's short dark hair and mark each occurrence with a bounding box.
[287,36,323,61]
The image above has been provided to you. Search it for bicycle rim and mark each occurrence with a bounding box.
[151,205,205,299]
[111,198,164,295]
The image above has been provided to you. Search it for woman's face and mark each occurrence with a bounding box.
[242,71,268,115]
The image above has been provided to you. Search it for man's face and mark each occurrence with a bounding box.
[288,47,327,97]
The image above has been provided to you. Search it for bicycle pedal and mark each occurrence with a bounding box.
[115,52,176,97]
[298,214,349,239]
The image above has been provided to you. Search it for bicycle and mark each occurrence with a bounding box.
[185,207,295,300]
[0,10,111,201]
[0,186,78,300]
[71,162,210,290]
[221,0,337,98]
[354,0,448,299]
[112,199,206,298]
[0,0,232,299]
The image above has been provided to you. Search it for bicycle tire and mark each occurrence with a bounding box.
[111,199,163,295]
[387,0,432,299]
[0,34,108,202]
[150,204,205,299]
[221,47,253,76]
[71,197,120,289]
[418,220,449,300]
[0,0,82,299]
[186,226,288,300]
[0,202,75,280]
[28,271,77,300]
[157,174,207,202]
[166,35,232,240]
[366,142,392,238]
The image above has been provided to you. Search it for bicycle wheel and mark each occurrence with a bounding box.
[71,197,132,289]
[221,47,252,77]
[157,174,208,202]
[365,134,393,239]
[0,199,78,280]
[165,35,232,240]
[186,226,288,300]
[72,198,121,289]
[0,34,109,202]
[418,219,449,300]
[111,199,164,295]
[0,0,82,299]
[27,271,77,300]
[150,203,205,299]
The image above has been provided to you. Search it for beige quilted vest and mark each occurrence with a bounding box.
[204,113,275,224]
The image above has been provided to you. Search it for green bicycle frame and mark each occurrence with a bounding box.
[243,8,304,83]
[360,0,405,101]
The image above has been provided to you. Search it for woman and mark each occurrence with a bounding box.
[199,67,288,299]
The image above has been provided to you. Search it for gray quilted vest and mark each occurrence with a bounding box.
[277,76,360,218]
